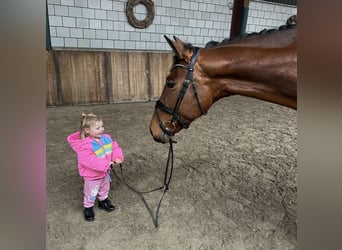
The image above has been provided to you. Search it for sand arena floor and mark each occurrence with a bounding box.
[46,96,297,249]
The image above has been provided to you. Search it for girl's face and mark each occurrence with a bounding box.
[85,120,104,139]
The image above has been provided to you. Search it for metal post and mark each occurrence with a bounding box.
[46,0,52,50]
[239,0,250,34]
[230,0,250,38]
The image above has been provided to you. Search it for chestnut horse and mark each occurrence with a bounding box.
[150,25,297,143]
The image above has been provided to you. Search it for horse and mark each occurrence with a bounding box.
[150,24,297,143]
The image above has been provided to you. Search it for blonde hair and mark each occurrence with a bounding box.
[79,113,102,139]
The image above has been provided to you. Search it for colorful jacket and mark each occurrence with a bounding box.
[67,132,124,180]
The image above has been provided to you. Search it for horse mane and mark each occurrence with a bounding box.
[205,23,297,48]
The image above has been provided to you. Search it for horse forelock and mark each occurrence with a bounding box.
[184,42,194,51]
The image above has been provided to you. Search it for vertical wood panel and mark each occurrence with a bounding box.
[57,51,107,105]
[46,51,58,106]
[148,52,173,99]
[104,52,112,103]
[127,52,148,101]
[110,51,149,102]
[110,52,130,101]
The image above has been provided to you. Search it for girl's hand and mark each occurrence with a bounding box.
[113,158,122,164]
[109,161,115,168]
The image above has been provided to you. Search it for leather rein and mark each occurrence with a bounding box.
[110,141,174,228]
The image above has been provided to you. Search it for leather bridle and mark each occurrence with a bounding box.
[155,47,207,138]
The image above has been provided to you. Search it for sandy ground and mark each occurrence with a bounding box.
[46,96,297,249]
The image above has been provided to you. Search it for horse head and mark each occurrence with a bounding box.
[149,35,211,143]
[150,27,297,144]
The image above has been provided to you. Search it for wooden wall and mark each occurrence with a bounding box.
[46,50,173,106]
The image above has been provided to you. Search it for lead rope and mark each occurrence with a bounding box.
[110,139,175,228]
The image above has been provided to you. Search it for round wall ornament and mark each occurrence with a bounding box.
[125,0,155,29]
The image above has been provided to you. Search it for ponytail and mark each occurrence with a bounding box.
[79,113,87,139]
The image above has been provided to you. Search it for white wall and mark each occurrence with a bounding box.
[247,0,297,32]
[47,0,297,50]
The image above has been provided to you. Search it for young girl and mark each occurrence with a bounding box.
[67,113,124,222]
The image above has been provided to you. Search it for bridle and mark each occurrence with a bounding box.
[155,47,207,138]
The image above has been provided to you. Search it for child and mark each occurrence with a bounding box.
[67,113,124,222]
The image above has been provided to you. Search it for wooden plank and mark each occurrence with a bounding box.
[110,52,130,101]
[127,52,148,101]
[46,51,58,106]
[57,51,107,105]
[148,52,173,100]
[104,52,112,103]
[109,51,149,102]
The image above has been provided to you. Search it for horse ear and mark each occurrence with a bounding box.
[173,36,181,42]
[164,35,182,58]
[164,35,175,50]
[164,35,192,63]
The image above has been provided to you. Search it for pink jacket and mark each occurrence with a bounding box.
[67,132,124,180]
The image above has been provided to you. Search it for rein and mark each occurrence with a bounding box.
[110,139,175,228]
[155,47,207,137]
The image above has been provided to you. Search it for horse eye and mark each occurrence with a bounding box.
[166,81,176,88]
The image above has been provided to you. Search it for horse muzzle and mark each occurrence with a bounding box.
[150,128,173,144]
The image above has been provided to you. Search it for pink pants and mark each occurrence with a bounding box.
[83,174,111,208]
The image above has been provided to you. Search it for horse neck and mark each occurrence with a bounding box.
[199,42,297,109]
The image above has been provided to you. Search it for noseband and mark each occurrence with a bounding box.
[155,47,207,137]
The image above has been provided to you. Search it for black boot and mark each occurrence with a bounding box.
[84,207,95,221]
[98,198,115,212]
